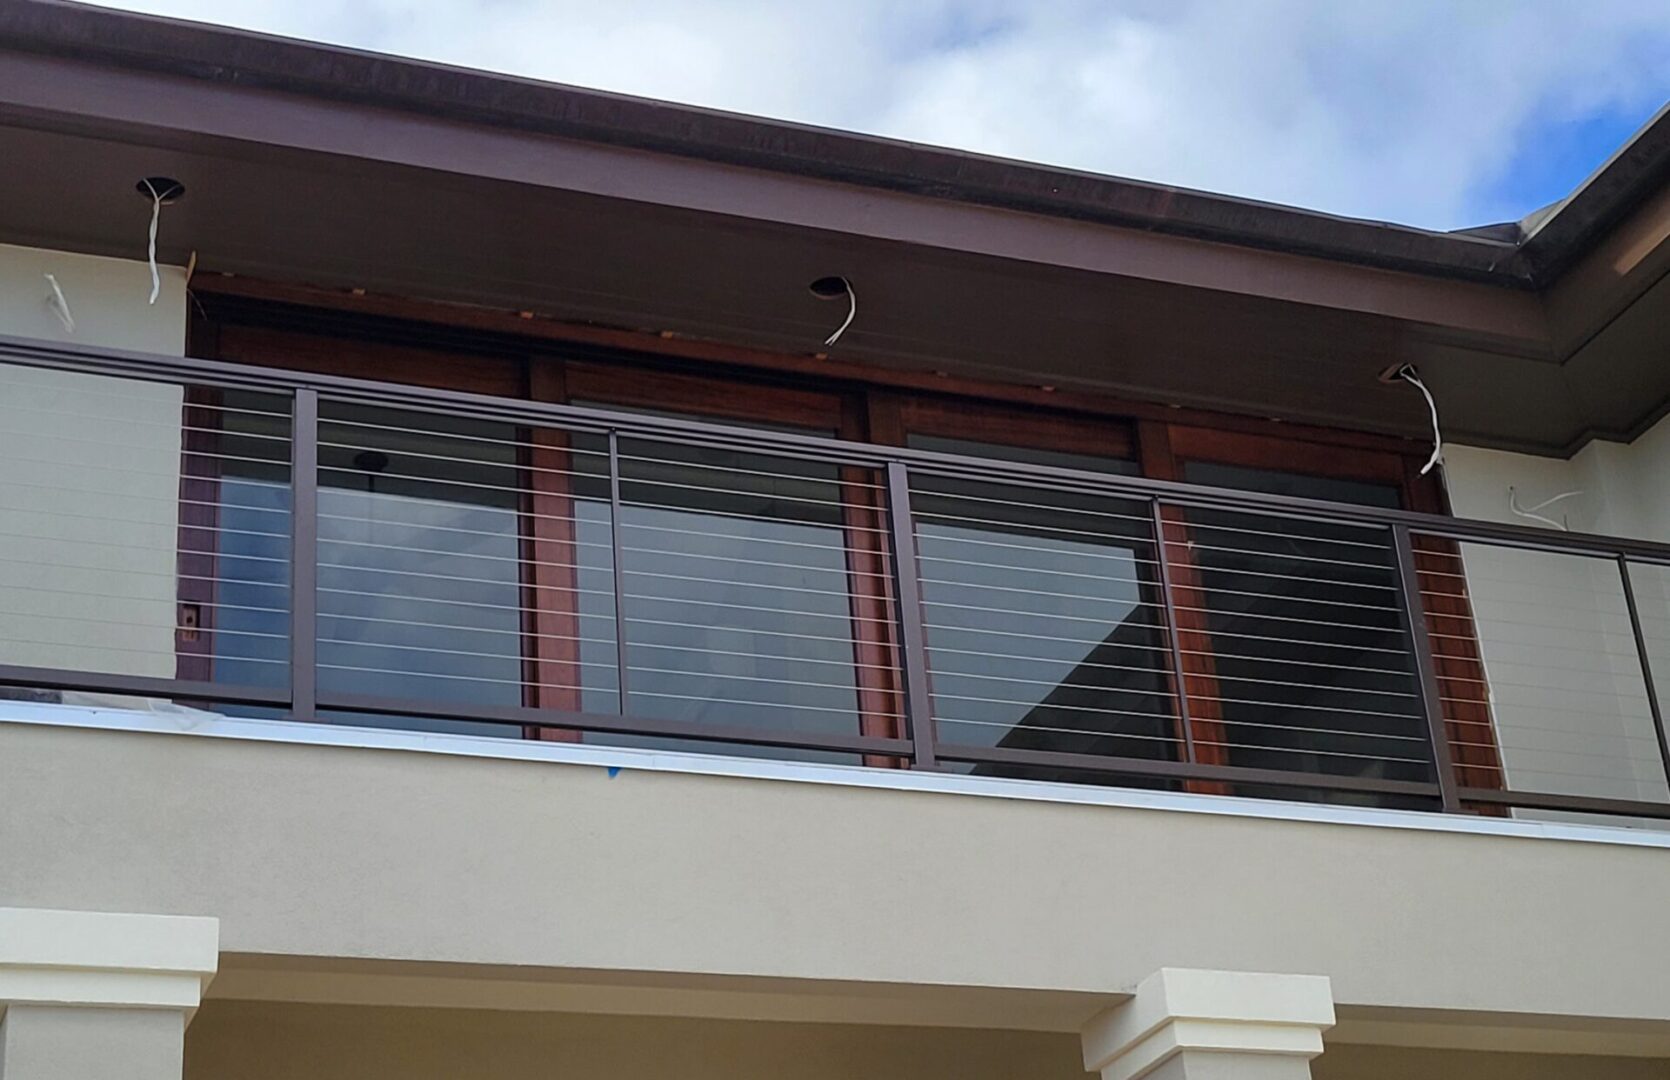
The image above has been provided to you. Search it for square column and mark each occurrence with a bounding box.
[1082,968,1335,1080]
[0,908,218,1080]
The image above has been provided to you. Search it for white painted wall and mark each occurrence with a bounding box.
[0,243,188,680]
[1444,424,1670,818]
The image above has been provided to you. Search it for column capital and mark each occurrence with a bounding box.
[1082,968,1335,1080]
[0,907,219,1017]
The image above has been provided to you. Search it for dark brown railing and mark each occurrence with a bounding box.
[3,336,1669,821]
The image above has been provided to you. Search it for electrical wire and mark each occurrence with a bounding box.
[1397,364,1443,475]
[823,279,856,346]
[141,178,165,305]
[1508,486,1582,531]
[43,274,73,332]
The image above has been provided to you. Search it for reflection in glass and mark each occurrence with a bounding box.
[1170,505,1433,804]
[1172,461,1431,806]
[908,435,1141,477]
[209,478,291,688]
[579,436,870,762]
[911,474,1180,786]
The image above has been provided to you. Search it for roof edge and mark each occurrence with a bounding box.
[0,1,1549,287]
[1518,103,1670,282]
[6,2,1667,289]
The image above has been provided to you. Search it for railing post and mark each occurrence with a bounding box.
[1616,557,1670,780]
[1149,499,1198,764]
[290,388,319,723]
[884,461,936,769]
[608,430,632,715]
[1390,524,1459,812]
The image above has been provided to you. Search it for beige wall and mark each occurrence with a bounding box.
[1443,436,1670,816]
[4,722,1670,1026]
[179,1001,1669,1080]
[183,1002,1084,1080]
[0,242,187,355]
[0,243,188,681]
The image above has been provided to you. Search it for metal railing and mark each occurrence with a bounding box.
[3,336,1669,821]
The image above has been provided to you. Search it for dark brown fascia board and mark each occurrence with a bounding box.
[0,0,1539,287]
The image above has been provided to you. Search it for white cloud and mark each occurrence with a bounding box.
[96,0,1670,228]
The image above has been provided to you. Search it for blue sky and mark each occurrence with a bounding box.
[99,1,1670,231]
[1474,110,1658,226]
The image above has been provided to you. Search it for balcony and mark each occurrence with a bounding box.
[4,338,1670,824]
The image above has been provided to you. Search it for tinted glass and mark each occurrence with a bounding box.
[908,434,1139,476]
[911,473,1180,786]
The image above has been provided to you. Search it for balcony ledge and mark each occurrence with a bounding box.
[3,701,1667,852]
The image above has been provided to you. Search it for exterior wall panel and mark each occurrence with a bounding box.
[2,721,1669,1023]
[0,244,187,682]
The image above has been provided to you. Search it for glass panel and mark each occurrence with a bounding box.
[582,436,874,762]
[908,434,1139,476]
[911,473,1181,786]
[1441,547,1669,818]
[1166,505,1434,806]
[209,477,292,688]
[1182,462,1402,508]
[310,403,617,737]
[908,434,1142,477]
[189,390,293,691]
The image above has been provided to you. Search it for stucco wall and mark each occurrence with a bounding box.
[3,722,1670,1024]
[0,243,187,680]
[1443,432,1670,814]
[178,1001,1668,1080]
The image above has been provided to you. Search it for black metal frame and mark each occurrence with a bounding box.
[7,334,1670,819]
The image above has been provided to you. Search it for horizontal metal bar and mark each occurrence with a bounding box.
[936,742,1443,798]
[8,334,1670,565]
[1456,786,1670,820]
[317,691,913,757]
[0,664,291,707]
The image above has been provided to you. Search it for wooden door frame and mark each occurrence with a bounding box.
[191,296,1493,785]
[1141,422,1501,800]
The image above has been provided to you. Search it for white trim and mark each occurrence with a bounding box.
[1082,969,1334,1080]
[0,907,219,1017]
[4,702,1670,849]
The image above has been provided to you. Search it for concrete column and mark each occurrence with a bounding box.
[0,908,218,1080]
[1081,968,1335,1080]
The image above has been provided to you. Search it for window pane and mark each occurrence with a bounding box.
[310,403,617,736]
[908,434,1138,476]
[1167,504,1434,805]
[1182,462,1402,508]
[911,473,1181,786]
[585,437,870,762]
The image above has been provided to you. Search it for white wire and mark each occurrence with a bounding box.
[823,280,856,347]
[43,274,73,333]
[142,179,164,305]
[1508,486,1582,531]
[1398,365,1443,475]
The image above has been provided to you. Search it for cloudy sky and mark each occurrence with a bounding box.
[98,1,1669,231]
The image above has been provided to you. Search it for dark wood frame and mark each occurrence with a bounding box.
[1139,422,1501,797]
[521,360,584,739]
[188,281,1494,784]
[566,359,908,761]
